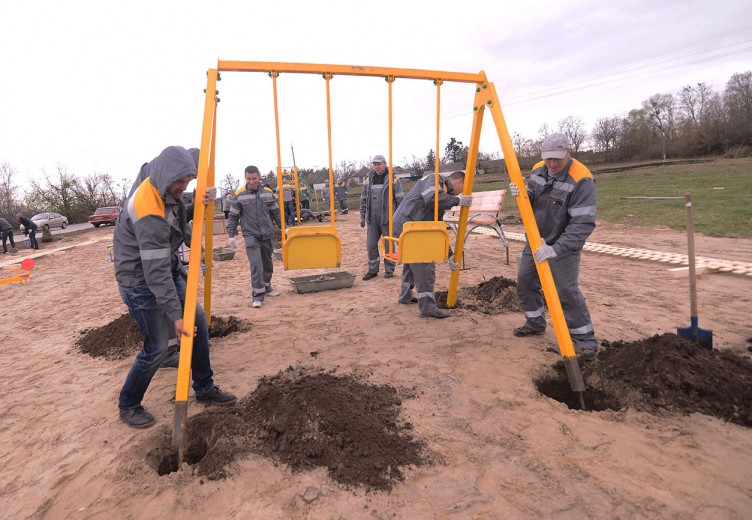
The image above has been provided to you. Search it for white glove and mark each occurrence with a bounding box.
[448,255,459,271]
[227,237,237,249]
[509,182,520,197]
[457,194,473,207]
[533,240,557,263]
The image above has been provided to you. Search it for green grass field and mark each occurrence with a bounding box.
[345,157,752,238]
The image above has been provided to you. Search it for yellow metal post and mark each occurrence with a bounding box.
[324,73,336,224]
[173,68,218,452]
[446,82,487,307]
[204,101,217,323]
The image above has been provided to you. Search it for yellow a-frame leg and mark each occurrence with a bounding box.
[172,68,219,458]
[446,81,586,407]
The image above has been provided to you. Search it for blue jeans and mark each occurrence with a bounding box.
[118,274,215,410]
[28,228,38,249]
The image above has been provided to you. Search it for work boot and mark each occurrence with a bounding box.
[575,348,597,362]
[513,326,545,337]
[265,290,281,297]
[399,296,419,304]
[12,247,18,253]
[384,272,394,279]
[362,272,378,281]
[421,309,450,319]
[120,406,155,429]
[196,386,237,405]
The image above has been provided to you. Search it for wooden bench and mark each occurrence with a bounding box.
[443,189,510,265]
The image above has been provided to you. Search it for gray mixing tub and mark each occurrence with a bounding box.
[289,271,356,294]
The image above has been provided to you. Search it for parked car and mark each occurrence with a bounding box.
[31,212,68,230]
[88,206,121,227]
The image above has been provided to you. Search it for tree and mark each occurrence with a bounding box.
[402,154,426,174]
[724,71,752,147]
[425,149,436,171]
[558,115,587,154]
[0,161,20,217]
[443,137,467,164]
[643,93,677,159]
[591,116,621,160]
[220,173,239,196]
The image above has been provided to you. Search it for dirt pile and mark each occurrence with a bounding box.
[536,333,752,426]
[436,275,520,315]
[76,314,251,359]
[161,367,427,490]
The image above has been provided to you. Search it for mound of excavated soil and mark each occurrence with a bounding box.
[153,367,427,490]
[436,275,520,315]
[76,314,251,359]
[536,333,752,427]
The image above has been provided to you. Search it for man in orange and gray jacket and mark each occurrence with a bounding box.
[114,146,236,428]
[509,133,598,360]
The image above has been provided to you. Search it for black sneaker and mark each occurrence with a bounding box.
[421,309,450,319]
[362,272,378,281]
[196,386,237,405]
[384,272,394,278]
[513,326,545,337]
[120,406,155,429]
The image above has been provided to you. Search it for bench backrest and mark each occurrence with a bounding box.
[444,189,506,221]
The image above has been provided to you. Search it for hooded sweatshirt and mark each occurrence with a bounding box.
[113,146,197,321]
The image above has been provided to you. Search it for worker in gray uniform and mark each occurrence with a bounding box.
[394,170,472,318]
[359,154,404,280]
[227,165,282,309]
[509,133,598,359]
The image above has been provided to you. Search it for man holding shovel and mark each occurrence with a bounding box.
[509,133,598,360]
[115,146,236,429]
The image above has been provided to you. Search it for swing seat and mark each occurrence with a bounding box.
[0,258,35,286]
[283,225,341,269]
[382,221,450,264]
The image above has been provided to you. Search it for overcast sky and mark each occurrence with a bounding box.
[2,0,750,193]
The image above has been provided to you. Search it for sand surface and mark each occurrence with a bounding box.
[1,216,751,519]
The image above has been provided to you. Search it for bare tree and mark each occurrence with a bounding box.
[0,161,20,217]
[558,115,587,154]
[724,71,752,146]
[591,116,621,160]
[402,154,426,174]
[335,160,358,183]
[220,173,240,196]
[643,93,677,159]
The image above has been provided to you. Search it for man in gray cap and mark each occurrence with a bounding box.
[359,154,404,280]
[508,133,598,360]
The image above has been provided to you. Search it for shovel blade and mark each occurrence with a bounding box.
[677,317,713,350]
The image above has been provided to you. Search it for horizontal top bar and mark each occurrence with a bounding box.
[217,60,487,84]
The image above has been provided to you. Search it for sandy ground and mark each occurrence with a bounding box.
[1,215,751,520]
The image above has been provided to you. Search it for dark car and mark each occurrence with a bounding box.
[88,206,121,227]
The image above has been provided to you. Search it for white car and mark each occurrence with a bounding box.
[31,212,68,230]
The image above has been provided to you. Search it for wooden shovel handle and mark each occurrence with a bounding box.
[685,193,698,318]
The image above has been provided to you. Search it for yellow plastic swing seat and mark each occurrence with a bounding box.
[283,225,342,269]
[382,221,450,264]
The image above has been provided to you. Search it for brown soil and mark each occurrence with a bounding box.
[149,367,427,491]
[435,275,521,315]
[75,314,251,359]
[536,333,752,427]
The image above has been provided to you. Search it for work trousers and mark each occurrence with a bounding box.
[366,217,396,275]
[516,245,597,350]
[118,275,215,410]
[244,235,275,302]
[399,262,438,316]
[2,230,16,253]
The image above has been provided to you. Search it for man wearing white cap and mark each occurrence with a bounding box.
[359,154,404,280]
[508,133,598,360]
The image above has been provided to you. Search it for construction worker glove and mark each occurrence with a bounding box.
[227,237,237,249]
[448,255,460,272]
[533,240,557,263]
[509,182,520,197]
[457,194,473,207]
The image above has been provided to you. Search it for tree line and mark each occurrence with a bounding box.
[2,70,750,226]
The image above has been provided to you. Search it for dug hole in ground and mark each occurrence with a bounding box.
[2,217,751,519]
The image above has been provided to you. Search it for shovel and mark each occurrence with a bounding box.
[677,193,713,350]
